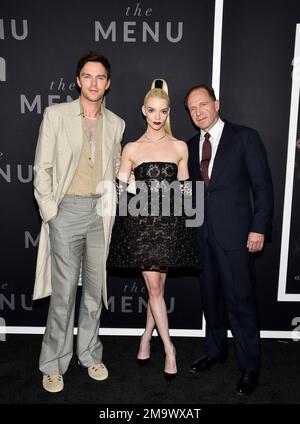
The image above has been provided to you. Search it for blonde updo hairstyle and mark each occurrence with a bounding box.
[143,78,173,136]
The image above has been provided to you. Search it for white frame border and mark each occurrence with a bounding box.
[0,326,296,339]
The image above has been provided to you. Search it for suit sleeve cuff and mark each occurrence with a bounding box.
[39,201,58,223]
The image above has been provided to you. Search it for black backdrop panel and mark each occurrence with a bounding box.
[1,0,300,333]
[0,0,213,329]
[287,103,300,294]
[220,0,300,330]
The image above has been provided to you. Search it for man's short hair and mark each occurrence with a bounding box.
[184,84,216,109]
[76,51,111,80]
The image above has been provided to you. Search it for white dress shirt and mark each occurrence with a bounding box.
[199,118,225,178]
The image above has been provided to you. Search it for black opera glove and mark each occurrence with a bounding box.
[115,178,129,201]
[179,179,192,197]
[178,180,195,220]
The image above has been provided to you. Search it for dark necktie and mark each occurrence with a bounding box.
[200,132,211,185]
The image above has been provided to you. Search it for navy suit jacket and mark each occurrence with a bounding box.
[188,121,274,250]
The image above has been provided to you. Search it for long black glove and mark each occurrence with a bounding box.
[115,178,129,217]
[178,179,194,221]
[115,178,128,199]
[179,179,192,197]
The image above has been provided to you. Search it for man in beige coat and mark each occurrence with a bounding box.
[33,51,125,393]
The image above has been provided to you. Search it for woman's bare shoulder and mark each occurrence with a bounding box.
[122,140,140,152]
[169,137,188,150]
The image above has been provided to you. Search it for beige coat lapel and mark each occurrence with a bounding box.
[102,106,115,178]
[63,101,115,180]
[63,98,83,170]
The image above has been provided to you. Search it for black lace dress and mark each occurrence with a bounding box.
[107,162,200,271]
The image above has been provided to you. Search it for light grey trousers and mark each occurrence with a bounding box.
[39,196,105,375]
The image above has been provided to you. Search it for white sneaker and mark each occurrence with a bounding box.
[42,374,64,393]
[88,363,108,381]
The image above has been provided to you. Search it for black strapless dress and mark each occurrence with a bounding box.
[107,162,200,271]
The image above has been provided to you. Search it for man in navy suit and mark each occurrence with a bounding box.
[185,85,273,396]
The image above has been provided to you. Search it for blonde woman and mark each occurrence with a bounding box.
[108,79,199,381]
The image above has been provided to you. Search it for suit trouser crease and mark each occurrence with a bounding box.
[39,197,105,375]
[201,217,260,371]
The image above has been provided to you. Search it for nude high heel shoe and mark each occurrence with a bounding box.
[137,357,150,366]
[164,344,177,381]
[137,336,151,366]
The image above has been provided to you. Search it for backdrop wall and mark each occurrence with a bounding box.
[0,0,299,338]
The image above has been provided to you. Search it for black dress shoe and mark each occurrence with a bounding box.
[236,371,259,396]
[189,354,226,373]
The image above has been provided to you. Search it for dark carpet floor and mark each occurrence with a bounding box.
[1,335,300,406]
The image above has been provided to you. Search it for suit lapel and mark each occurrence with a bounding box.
[189,135,202,181]
[209,122,234,186]
[102,107,115,177]
[63,100,116,179]
[63,99,83,167]
[64,99,115,177]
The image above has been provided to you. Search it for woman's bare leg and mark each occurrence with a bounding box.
[140,270,176,374]
[137,272,167,360]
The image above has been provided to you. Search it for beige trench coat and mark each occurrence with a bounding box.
[32,98,125,307]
